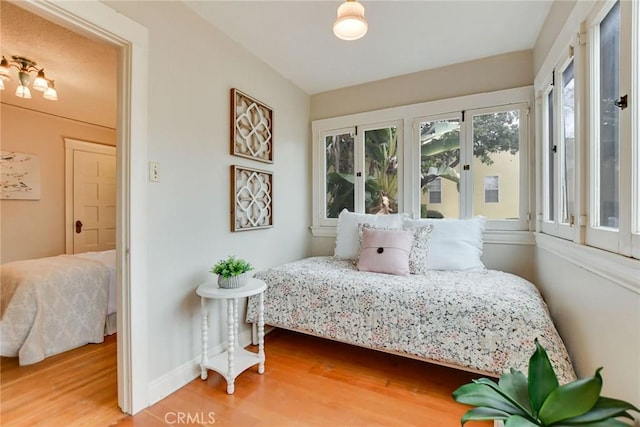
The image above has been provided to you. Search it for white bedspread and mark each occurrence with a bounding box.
[247,256,576,383]
[1,254,110,365]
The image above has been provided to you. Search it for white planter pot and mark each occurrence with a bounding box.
[217,273,249,289]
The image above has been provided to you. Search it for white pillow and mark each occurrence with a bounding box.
[334,209,405,260]
[403,217,486,270]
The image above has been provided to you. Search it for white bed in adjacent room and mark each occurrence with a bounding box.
[0,249,116,365]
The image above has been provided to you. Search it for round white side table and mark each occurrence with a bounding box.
[196,277,266,394]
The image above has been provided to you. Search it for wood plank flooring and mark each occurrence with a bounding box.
[2,330,492,426]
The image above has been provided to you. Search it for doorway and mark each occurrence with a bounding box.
[16,1,150,414]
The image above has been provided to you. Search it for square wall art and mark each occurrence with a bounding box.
[230,88,273,163]
[231,165,273,231]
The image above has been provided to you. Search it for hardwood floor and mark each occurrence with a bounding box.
[1,330,491,426]
[0,334,122,426]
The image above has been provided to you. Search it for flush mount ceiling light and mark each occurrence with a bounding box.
[0,55,58,101]
[333,0,368,41]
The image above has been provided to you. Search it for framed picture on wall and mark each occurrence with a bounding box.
[230,88,273,163]
[0,151,41,200]
[231,165,273,231]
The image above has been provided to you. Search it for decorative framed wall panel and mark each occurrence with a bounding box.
[230,88,273,163]
[231,165,273,231]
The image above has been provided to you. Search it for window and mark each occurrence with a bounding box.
[418,117,460,218]
[484,176,499,203]
[471,108,523,222]
[312,87,531,236]
[586,0,636,255]
[596,1,621,230]
[316,121,403,227]
[427,178,442,205]
[536,0,639,258]
[324,130,355,218]
[540,52,576,241]
[561,61,576,226]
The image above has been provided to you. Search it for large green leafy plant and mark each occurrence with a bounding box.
[453,340,639,426]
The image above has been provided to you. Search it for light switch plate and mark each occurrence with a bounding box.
[149,162,160,182]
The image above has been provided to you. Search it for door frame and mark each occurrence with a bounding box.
[15,0,150,414]
[64,138,116,254]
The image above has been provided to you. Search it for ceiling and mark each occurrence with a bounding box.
[0,1,552,128]
[184,0,553,94]
[0,1,118,129]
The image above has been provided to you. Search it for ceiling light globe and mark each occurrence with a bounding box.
[15,85,31,99]
[0,79,4,91]
[33,70,48,92]
[333,0,368,41]
[43,86,58,101]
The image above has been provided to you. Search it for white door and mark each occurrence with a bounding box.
[65,139,116,254]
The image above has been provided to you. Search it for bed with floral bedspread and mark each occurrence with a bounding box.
[246,256,576,383]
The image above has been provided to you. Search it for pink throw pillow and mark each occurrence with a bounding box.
[357,228,414,276]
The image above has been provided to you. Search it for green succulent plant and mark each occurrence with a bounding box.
[452,339,639,426]
[210,256,253,279]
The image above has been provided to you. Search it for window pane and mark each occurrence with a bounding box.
[598,0,620,228]
[364,127,398,214]
[472,110,520,220]
[561,61,575,224]
[484,176,499,203]
[418,119,460,218]
[428,178,442,204]
[548,89,555,221]
[325,132,354,218]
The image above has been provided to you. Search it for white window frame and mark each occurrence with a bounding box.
[535,0,639,260]
[539,44,578,242]
[311,86,533,239]
[586,0,634,255]
[466,103,530,231]
[412,111,464,217]
[316,126,356,227]
[631,0,640,259]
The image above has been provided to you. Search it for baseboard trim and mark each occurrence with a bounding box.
[147,327,253,405]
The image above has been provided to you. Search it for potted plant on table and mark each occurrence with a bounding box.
[452,339,639,426]
[210,256,253,289]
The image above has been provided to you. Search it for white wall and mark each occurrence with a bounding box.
[104,1,310,400]
[311,50,533,120]
[535,247,640,407]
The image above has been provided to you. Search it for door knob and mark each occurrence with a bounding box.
[75,220,83,233]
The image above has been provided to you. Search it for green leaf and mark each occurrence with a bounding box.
[504,415,542,427]
[461,407,510,425]
[452,383,528,417]
[421,133,460,157]
[529,339,559,416]
[552,419,632,427]
[499,369,533,414]
[472,377,533,418]
[538,368,603,425]
[554,396,640,424]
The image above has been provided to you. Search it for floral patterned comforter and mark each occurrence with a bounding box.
[246,256,576,383]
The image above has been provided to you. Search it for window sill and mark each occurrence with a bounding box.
[310,226,535,245]
[535,233,640,294]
